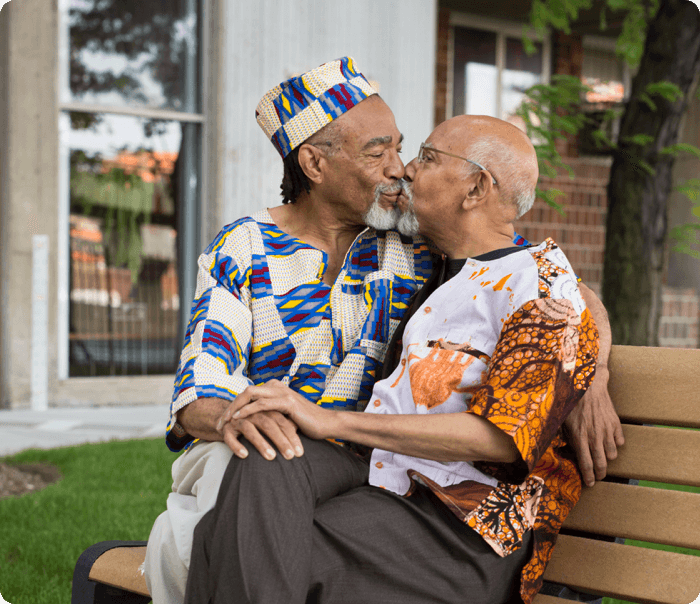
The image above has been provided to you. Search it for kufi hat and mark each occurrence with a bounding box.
[256,56,378,158]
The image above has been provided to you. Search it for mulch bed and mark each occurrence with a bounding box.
[0,462,62,499]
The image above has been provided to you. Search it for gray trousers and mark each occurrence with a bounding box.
[184,436,531,604]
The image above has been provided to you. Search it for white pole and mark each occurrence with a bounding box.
[31,235,49,411]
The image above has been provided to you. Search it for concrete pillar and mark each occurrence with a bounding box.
[0,0,60,409]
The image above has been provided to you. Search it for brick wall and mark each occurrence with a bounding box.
[515,158,610,295]
[659,287,700,348]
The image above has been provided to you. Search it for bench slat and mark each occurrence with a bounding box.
[542,534,700,604]
[609,345,700,428]
[532,596,576,604]
[88,546,149,597]
[604,424,700,487]
[563,481,700,550]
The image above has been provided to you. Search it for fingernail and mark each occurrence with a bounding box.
[284,449,294,459]
[265,449,275,460]
[239,448,248,458]
[295,446,304,456]
[233,411,240,419]
[216,420,224,432]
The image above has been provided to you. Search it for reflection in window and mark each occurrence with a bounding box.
[452,27,544,131]
[66,0,199,111]
[68,113,182,376]
[503,38,542,129]
[582,47,625,104]
[454,28,497,118]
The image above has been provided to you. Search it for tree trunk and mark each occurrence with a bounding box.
[602,0,700,345]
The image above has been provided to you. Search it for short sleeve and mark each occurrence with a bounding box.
[468,299,599,484]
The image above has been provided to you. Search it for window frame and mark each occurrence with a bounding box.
[447,13,552,122]
[56,0,210,380]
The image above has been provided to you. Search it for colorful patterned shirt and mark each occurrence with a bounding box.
[166,209,433,451]
[366,239,599,604]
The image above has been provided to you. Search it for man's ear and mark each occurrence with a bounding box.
[462,171,493,211]
[297,144,325,185]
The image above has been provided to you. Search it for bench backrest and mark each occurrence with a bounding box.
[536,345,700,604]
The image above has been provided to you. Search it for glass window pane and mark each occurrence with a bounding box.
[66,0,200,112]
[582,48,625,103]
[453,27,498,118]
[502,38,543,129]
[67,112,187,376]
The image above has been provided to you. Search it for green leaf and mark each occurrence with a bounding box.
[623,134,655,146]
[670,223,700,259]
[693,206,700,219]
[536,187,566,213]
[645,82,683,102]
[638,92,657,111]
[623,149,656,176]
[592,128,617,149]
[660,143,700,160]
[522,32,537,55]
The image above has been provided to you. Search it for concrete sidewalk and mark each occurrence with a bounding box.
[0,405,170,457]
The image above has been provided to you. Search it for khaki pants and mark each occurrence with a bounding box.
[144,441,233,604]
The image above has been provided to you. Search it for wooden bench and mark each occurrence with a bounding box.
[72,345,700,604]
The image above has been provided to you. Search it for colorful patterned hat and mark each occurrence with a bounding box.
[256,57,378,158]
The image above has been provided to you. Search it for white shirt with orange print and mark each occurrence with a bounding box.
[366,239,586,496]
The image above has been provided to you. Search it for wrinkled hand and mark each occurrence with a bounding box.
[215,407,304,461]
[565,367,625,487]
[220,380,337,442]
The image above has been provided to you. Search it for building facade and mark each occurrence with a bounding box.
[0,0,698,409]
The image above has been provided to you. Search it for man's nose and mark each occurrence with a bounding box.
[404,158,418,182]
[384,148,405,180]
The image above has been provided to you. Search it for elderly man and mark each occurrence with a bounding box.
[144,58,621,604]
[185,114,598,604]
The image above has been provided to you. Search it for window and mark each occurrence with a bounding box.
[58,0,203,378]
[578,36,632,155]
[581,37,630,105]
[450,16,551,131]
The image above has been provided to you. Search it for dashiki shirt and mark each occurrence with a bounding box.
[166,209,432,451]
[366,239,599,604]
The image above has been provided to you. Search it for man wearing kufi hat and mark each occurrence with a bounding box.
[144,57,622,604]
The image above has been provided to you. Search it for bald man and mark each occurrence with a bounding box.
[184,116,599,604]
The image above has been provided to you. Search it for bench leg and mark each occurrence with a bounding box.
[72,541,150,604]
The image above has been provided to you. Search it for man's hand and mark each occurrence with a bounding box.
[177,396,304,461]
[217,409,305,461]
[219,380,338,442]
[565,367,625,487]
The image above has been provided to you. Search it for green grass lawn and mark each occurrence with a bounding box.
[0,439,173,604]
[2,440,698,604]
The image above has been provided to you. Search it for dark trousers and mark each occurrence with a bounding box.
[184,436,531,604]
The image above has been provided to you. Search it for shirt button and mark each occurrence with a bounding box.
[373,399,381,407]
[375,462,383,469]
[424,306,432,314]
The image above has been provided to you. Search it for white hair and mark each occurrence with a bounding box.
[462,139,536,219]
[396,181,420,236]
[363,181,403,230]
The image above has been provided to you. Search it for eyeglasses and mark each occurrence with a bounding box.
[417,143,498,185]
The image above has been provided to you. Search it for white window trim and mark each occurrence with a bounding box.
[56,0,209,381]
[447,13,551,121]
